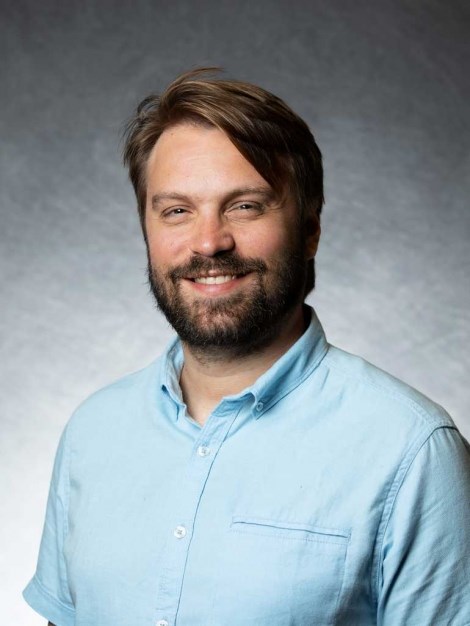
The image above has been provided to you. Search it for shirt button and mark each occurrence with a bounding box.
[255,401,264,411]
[174,525,187,539]
[156,620,169,626]
[197,445,211,457]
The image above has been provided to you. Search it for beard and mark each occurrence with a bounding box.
[147,242,307,357]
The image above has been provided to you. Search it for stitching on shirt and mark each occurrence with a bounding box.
[231,515,350,539]
[60,420,73,604]
[163,341,185,406]
[323,354,450,430]
[311,351,457,612]
[257,342,330,416]
[63,423,71,539]
[173,407,244,623]
[32,574,75,614]
[370,426,457,609]
[230,527,350,545]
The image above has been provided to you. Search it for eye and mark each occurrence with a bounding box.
[229,201,264,216]
[160,206,190,223]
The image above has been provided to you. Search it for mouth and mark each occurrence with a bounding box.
[181,271,249,296]
[191,274,240,285]
[168,255,266,288]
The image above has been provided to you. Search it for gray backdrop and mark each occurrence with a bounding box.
[1,0,469,621]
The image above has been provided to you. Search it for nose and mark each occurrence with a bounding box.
[189,212,235,257]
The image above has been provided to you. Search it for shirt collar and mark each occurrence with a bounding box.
[161,306,328,421]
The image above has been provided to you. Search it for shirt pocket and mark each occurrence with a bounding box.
[231,516,350,545]
[212,515,350,626]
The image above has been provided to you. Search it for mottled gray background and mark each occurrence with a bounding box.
[1,0,469,621]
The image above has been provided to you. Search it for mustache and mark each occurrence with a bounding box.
[166,254,267,281]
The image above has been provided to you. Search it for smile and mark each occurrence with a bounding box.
[192,275,239,285]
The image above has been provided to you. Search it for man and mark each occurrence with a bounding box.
[24,68,470,625]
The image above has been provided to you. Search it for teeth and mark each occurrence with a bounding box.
[194,275,237,285]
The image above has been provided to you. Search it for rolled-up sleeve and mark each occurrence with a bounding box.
[23,424,75,626]
[378,426,470,624]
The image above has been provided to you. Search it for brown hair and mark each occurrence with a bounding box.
[122,67,324,292]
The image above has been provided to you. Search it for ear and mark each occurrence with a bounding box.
[304,215,321,260]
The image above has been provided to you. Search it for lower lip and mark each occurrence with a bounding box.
[183,274,249,296]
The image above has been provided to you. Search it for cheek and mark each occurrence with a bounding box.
[146,229,186,266]
[249,232,298,264]
[239,224,288,257]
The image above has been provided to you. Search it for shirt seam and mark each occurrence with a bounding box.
[370,425,458,608]
[231,515,350,538]
[30,573,75,615]
[230,528,349,545]
[173,404,244,622]
[257,341,329,416]
[60,420,73,603]
[322,354,450,429]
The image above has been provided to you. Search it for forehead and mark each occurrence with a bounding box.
[146,123,271,193]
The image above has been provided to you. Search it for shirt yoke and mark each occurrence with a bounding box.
[322,344,455,432]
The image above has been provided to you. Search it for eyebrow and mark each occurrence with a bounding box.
[151,186,275,208]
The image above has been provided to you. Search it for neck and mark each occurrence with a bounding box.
[179,305,308,426]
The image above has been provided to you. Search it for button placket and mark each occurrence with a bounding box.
[155,404,244,622]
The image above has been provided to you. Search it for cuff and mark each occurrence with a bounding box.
[23,575,75,626]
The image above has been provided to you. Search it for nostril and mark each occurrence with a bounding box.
[190,229,236,257]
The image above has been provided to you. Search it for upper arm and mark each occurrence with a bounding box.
[22,425,75,623]
[378,427,470,624]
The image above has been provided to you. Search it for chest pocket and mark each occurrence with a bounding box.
[212,516,350,626]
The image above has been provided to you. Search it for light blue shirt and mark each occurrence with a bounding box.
[24,308,470,625]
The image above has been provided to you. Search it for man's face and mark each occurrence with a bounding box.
[144,123,318,354]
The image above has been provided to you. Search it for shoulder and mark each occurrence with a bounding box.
[65,355,165,438]
[320,344,455,434]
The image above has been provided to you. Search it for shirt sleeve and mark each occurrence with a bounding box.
[23,424,75,626]
[377,426,470,625]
